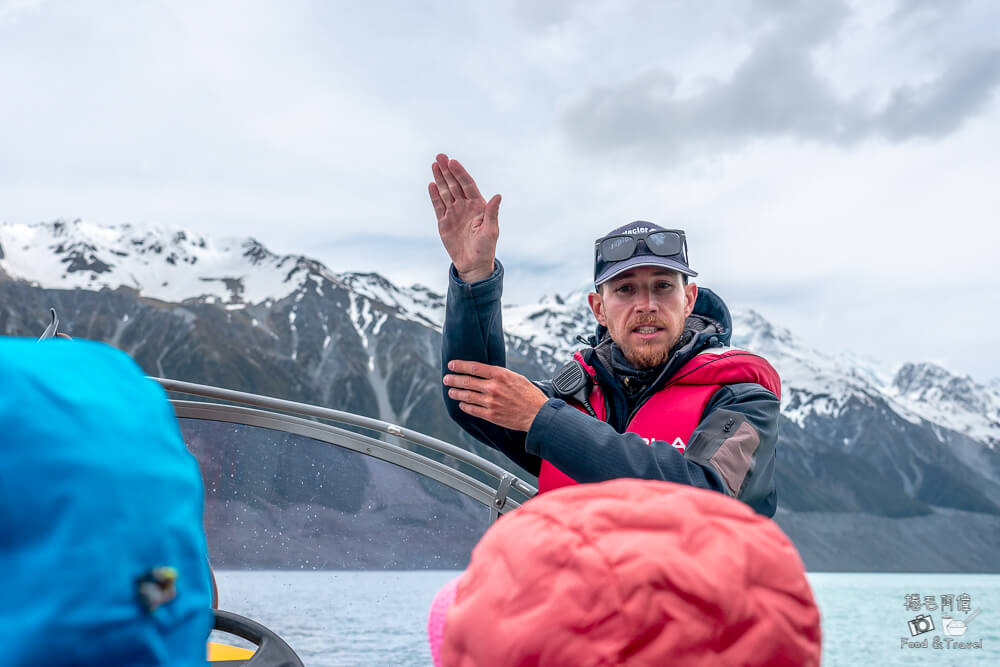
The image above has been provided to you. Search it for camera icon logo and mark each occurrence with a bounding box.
[907,614,935,636]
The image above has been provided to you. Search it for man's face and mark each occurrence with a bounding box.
[587,267,698,369]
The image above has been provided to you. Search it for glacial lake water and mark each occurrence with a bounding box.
[213,571,1000,666]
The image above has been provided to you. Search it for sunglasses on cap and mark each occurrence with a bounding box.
[594,229,688,263]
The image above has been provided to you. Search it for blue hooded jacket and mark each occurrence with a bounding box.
[0,338,212,665]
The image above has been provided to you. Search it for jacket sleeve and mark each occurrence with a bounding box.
[683,382,779,516]
[441,260,544,475]
[524,382,780,516]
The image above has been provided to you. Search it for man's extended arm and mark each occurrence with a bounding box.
[430,153,548,474]
[441,261,546,474]
[525,383,780,516]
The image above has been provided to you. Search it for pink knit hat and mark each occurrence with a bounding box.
[427,576,460,667]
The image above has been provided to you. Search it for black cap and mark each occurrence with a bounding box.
[594,221,697,286]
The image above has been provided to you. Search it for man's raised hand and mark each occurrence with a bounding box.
[429,154,501,283]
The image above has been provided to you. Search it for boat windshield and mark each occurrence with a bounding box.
[162,379,535,666]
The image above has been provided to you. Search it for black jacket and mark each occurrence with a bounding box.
[441,261,780,516]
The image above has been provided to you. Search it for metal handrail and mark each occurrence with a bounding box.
[172,400,525,514]
[155,377,538,514]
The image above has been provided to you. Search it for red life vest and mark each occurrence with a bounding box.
[537,348,781,493]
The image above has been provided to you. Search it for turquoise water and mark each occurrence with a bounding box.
[214,571,1000,666]
[214,570,455,666]
[809,573,999,666]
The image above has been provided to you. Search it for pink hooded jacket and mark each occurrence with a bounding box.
[428,479,821,666]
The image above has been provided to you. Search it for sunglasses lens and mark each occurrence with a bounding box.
[600,236,636,261]
[646,232,682,256]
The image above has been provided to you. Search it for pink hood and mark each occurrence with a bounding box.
[430,479,821,666]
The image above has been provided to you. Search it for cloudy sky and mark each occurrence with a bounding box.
[2,0,998,381]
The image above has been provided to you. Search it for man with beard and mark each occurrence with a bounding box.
[430,154,780,516]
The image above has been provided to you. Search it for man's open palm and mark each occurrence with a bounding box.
[429,153,500,283]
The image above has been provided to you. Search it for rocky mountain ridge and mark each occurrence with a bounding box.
[3,218,999,571]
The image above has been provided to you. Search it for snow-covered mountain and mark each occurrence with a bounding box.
[0,218,552,468]
[5,218,1000,571]
[731,309,1000,450]
[888,362,1000,447]
[0,218,307,304]
[3,218,998,452]
[0,219,446,324]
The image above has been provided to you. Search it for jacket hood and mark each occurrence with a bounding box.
[432,479,821,666]
[688,286,732,346]
[0,338,212,665]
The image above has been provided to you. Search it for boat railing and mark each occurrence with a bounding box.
[154,377,537,521]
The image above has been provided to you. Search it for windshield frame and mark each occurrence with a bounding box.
[156,377,537,520]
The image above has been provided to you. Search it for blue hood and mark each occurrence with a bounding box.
[0,338,211,665]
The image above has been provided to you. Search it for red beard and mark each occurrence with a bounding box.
[615,316,678,369]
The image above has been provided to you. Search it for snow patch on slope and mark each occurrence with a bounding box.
[340,272,444,331]
[1,219,315,305]
[888,363,1000,448]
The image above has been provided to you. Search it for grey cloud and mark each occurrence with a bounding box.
[878,49,1000,139]
[564,2,1000,162]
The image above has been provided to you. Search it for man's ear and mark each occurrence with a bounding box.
[588,291,607,326]
[684,282,698,318]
